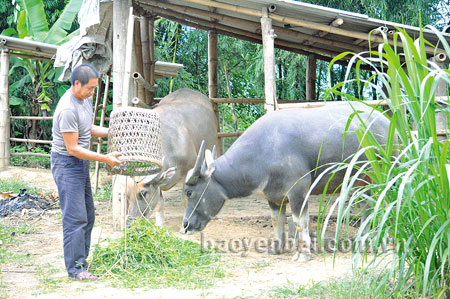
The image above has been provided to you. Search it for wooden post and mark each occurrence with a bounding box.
[134,18,145,103]
[260,8,277,113]
[140,15,150,104]
[112,0,131,231]
[148,16,156,105]
[0,49,10,170]
[208,29,222,154]
[113,0,129,108]
[306,54,317,101]
[433,54,449,141]
[122,6,135,108]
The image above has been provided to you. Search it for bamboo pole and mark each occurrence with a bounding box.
[9,138,51,144]
[94,74,110,193]
[305,18,344,46]
[218,132,243,138]
[10,152,50,157]
[133,72,157,92]
[306,54,317,101]
[10,116,53,120]
[131,97,153,109]
[210,98,310,104]
[277,99,389,109]
[7,52,53,62]
[0,49,10,170]
[134,19,145,103]
[261,8,277,113]
[140,15,150,104]
[90,77,104,151]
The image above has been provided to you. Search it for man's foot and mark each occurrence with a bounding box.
[69,271,98,281]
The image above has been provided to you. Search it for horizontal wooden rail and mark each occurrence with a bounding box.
[10,116,53,120]
[10,152,50,158]
[10,116,110,122]
[10,138,52,144]
[218,132,243,138]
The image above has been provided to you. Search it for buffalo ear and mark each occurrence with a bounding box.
[203,149,216,176]
[141,172,163,186]
[185,141,206,185]
[141,167,177,186]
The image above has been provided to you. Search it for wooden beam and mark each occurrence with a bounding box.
[139,0,366,53]
[182,0,441,55]
[0,49,10,170]
[140,3,347,60]
[141,3,375,70]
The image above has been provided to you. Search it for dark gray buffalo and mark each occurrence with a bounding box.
[123,88,219,226]
[182,102,391,262]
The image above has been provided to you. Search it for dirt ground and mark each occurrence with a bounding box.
[0,166,361,299]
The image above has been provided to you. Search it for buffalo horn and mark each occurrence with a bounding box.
[192,140,206,176]
[211,145,216,160]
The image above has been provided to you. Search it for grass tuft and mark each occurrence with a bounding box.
[90,218,224,289]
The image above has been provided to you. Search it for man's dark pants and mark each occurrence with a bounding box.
[51,152,95,277]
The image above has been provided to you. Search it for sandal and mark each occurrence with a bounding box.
[69,271,98,281]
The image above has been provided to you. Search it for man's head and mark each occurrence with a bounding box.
[70,64,99,100]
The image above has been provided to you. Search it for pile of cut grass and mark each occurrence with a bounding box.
[90,218,224,289]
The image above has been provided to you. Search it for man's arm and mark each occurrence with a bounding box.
[62,132,122,167]
[91,124,108,138]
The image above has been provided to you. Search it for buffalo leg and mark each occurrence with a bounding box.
[154,190,164,227]
[290,200,312,262]
[267,201,287,255]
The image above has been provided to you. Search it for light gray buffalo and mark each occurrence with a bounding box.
[181,102,391,262]
[123,88,219,226]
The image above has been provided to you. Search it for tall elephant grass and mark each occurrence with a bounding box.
[321,26,450,297]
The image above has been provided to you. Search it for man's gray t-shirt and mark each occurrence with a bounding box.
[51,89,93,156]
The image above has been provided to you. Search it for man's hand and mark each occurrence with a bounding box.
[105,152,123,167]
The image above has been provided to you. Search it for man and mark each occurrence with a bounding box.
[51,63,122,281]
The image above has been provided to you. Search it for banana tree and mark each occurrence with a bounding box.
[12,0,82,144]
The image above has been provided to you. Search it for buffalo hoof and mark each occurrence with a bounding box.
[291,251,312,262]
[178,228,193,235]
[266,245,283,255]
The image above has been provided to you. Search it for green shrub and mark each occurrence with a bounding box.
[320,25,450,297]
[10,145,50,169]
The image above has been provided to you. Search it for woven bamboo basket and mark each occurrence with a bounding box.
[107,106,163,176]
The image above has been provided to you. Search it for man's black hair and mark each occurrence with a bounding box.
[70,64,100,86]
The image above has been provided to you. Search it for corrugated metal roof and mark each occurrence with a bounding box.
[136,0,450,61]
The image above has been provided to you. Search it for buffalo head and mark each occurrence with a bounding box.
[181,140,226,234]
